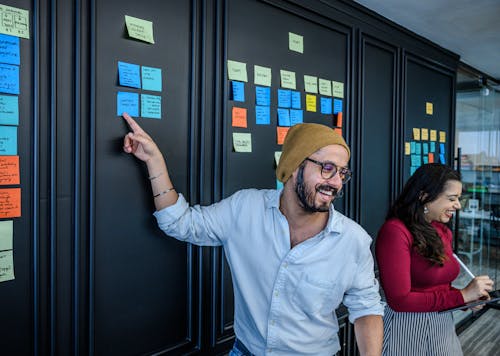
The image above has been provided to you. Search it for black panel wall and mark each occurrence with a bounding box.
[0,0,460,355]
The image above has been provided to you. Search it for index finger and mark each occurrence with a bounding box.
[122,112,144,134]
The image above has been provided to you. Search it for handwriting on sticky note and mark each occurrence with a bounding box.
[141,94,161,119]
[280,70,296,89]
[254,65,271,86]
[430,129,437,141]
[0,34,20,65]
[0,125,17,155]
[413,128,421,140]
[318,78,332,96]
[117,92,139,117]
[404,142,411,155]
[332,81,344,98]
[0,63,19,95]
[421,128,429,140]
[304,75,318,94]
[306,94,316,112]
[0,220,13,250]
[233,133,252,153]
[0,95,19,126]
[0,188,20,218]
[125,15,154,44]
[0,4,30,39]
[227,60,248,82]
[0,156,19,185]
[118,61,141,88]
[439,131,446,143]
[141,66,162,91]
[288,32,303,53]
[277,127,290,145]
[426,102,433,115]
[232,107,247,128]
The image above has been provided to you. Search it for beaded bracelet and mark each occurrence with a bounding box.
[148,172,164,180]
[153,187,175,198]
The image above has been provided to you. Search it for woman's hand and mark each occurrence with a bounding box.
[460,275,494,303]
[122,112,163,163]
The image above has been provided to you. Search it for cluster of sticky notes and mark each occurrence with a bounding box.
[116,61,162,119]
[406,127,447,175]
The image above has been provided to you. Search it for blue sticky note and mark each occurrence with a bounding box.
[255,86,271,106]
[0,64,19,94]
[291,91,301,109]
[255,105,270,125]
[290,109,303,126]
[231,81,245,102]
[141,94,161,119]
[410,166,418,176]
[411,154,421,167]
[439,154,446,164]
[141,66,162,92]
[422,156,429,164]
[410,141,416,154]
[277,108,291,126]
[0,125,17,155]
[118,61,141,88]
[423,143,429,155]
[440,143,445,154]
[333,99,343,114]
[117,91,139,117]
[0,34,20,65]
[278,89,291,108]
[0,95,19,125]
[430,142,436,152]
[320,97,332,114]
[415,143,422,155]
[276,179,284,190]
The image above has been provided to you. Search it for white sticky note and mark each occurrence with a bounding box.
[0,220,13,251]
[254,65,272,86]
[280,70,296,89]
[125,15,154,44]
[227,60,248,82]
[233,132,252,153]
[304,75,318,94]
[332,81,344,98]
[319,78,332,96]
[288,32,303,53]
[274,151,282,165]
[0,250,14,282]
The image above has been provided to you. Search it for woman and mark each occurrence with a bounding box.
[376,163,494,356]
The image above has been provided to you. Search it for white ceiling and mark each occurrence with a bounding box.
[353,0,500,81]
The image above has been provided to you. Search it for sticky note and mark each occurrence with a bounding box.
[332,81,344,98]
[276,179,283,190]
[439,153,446,164]
[0,126,17,155]
[277,108,290,126]
[141,94,161,119]
[336,112,343,127]
[320,97,332,114]
[233,133,252,153]
[0,95,18,125]
[125,15,154,44]
[0,5,30,39]
[0,34,20,65]
[334,128,343,136]
[423,143,429,155]
[430,142,436,152]
[289,32,303,53]
[141,66,162,91]
[304,75,318,94]
[274,151,282,165]
[0,156,19,185]
[410,166,418,176]
[430,129,437,141]
[413,128,420,140]
[116,91,139,117]
[0,64,19,94]
[404,142,411,155]
[232,107,247,128]
[277,127,290,145]
[227,60,248,82]
[0,250,14,282]
[255,86,271,106]
[421,128,429,140]
[426,102,433,115]
[290,109,303,126]
[319,79,332,96]
[280,70,296,89]
[255,106,270,125]
[306,94,316,112]
[0,188,20,218]
[231,81,245,102]
[423,156,428,164]
[291,91,301,109]
[411,154,421,167]
[428,153,434,163]
[333,99,343,114]
[118,61,141,88]
[0,220,13,250]
[439,131,446,143]
[254,65,271,86]
[278,89,291,108]
[415,143,422,155]
[440,143,445,154]
[410,141,416,154]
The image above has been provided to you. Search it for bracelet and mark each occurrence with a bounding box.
[148,172,164,180]
[153,187,175,198]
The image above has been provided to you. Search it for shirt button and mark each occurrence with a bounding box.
[283,262,288,268]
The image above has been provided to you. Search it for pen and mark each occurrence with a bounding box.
[453,253,475,279]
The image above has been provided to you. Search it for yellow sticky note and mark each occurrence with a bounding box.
[274,151,282,165]
[413,128,421,141]
[0,250,15,282]
[125,15,154,44]
[0,4,30,39]
[304,75,318,94]
[421,128,429,140]
[254,65,271,86]
[227,60,248,82]
[404,142,411,155]
[233,133,252,153]
[306,94,317,112]
[288,32,303,53]
[280,70,296,89]
[426,102,433,115]
[439,131,446,143]
[430,129,437,141]
[318,78,332,96]
[332,81,344,98]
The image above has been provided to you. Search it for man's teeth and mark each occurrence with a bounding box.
[319,189,333,196]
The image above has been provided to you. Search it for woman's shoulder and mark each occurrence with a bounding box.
[377,218,413,242]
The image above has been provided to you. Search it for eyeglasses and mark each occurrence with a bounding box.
[305,157,352,184]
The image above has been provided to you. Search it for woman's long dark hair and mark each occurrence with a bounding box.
[387,163,461,265]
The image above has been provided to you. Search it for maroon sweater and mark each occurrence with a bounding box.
[376,218,465,312]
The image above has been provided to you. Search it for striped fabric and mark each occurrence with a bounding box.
[383,306,463,356]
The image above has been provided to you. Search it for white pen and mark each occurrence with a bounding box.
[453,253,475,279]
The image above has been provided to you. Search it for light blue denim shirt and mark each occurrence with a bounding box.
[154,188,384,355]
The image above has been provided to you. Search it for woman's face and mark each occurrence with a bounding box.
[425,180,463,223]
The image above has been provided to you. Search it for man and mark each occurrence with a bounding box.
[122,112,384,355]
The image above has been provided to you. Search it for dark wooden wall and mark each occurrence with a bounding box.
[0,0,458,354]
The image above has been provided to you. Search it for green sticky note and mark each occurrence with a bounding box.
[304,75,318,94]
[280,70,296,89]
[332,81,344,98]
[0,250,15,282]
[233,132,252,153]
[227,60,248,82]
[0,5,30,39]
[125,15,154,44]
[288,32,303,53]
[254,65,271,87]
[0,220,13,251]
[319,78,332,96]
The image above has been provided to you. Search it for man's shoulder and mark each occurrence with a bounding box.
[331,210,372,242]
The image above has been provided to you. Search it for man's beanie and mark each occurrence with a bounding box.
[276,123,350,183]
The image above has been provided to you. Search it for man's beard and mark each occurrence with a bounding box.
[294,165,341,213]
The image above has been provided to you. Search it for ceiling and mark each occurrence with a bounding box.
[353,0,500,81]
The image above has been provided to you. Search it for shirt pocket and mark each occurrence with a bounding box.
[292,273,344,315]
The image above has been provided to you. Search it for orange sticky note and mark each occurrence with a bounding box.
[0,188,21,218]
[428,153,434,163]
[0,156,20,185]
[334,128,343,136]
[277,127,290,145]
[336,112,343,127]
[232,107,247,128]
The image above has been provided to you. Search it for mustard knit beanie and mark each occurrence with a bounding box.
[276,123,350,183]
